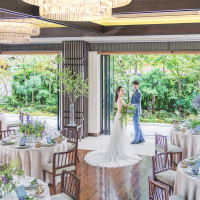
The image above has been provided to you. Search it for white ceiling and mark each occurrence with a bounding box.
[31,34,200,43]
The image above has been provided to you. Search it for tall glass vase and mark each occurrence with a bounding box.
[69,102,75,125]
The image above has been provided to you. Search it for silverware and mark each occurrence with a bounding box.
[30,194,44,198]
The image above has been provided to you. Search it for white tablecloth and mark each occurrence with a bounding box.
[0,113,7,131]
[0,139,68,183]
[174,163,200,200]
[1,176,51,200]
[170,129,200,163]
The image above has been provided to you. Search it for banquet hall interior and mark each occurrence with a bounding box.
[0,0,200,200]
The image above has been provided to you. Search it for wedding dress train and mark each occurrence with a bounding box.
[84,98,142,168]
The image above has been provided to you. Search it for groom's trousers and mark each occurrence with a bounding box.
[133,105,144,142]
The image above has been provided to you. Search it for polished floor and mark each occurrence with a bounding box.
[50,149,152,200]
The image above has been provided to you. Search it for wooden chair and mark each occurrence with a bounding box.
[148,177,185,200]
[155,134,182,161]
[51,170,80,200]
[152,152,176,194]
[42,149,77,195]
[0,129,15,140]
[67,129,79,162]
[6,111,24,130]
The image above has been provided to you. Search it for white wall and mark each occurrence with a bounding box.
[88,51,101,136]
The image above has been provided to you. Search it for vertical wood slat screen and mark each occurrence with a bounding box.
[61,41,88,138]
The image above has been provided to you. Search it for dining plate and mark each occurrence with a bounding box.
[14,145,29,149]
[186,167,200,176]
[1,142,15,146]
[41,143,56,147]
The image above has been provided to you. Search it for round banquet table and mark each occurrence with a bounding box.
[174,162,200,200]
[1,176,51,200]
[170,129,200,163]
[0,139,68,184]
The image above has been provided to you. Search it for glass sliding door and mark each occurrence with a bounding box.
[100,55,114,135]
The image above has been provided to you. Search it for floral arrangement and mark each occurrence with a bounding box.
[31,178,38,186]
[19,120,45,137]
[0,164,24,197]
[120,103,136,128]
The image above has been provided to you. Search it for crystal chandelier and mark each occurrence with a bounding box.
[112,0,132,8]
[40,1,112,21]
[0,33,30,44]
[0,21,40,36]
[23,0,112,21]
[0,18,40,44]
[22,0,132,21]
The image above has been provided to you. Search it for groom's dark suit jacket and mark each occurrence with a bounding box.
[131,89,142,115]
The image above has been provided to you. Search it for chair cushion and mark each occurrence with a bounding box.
[155,169,176,187]
[155,145,166,153]
[67,142,76,150]
[42,163,76,175]
[167,144,182,153]
[6,121,21,127]
[169,195,185,200]
[51,193,73,200]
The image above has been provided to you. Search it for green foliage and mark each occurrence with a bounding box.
[189,118,200,129]
[114,54,200,117]
[57,68,89,103]
[0,55,58,115]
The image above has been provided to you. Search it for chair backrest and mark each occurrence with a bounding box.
[152,152,173,180]
[0,129,15,140]
[148,177,169,200]
[155,134,167,152]
[61,170,80,200]
[19,112,24,123]
[53,149,77,172]
[67,129,78,147]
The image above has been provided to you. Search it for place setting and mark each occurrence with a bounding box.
[181,156,200,179]
[0,164,50,200]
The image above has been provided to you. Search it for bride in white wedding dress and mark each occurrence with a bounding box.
[84,86,142,168]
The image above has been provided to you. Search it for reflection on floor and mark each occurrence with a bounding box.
[79,123,172,157]
[50,150,152,200]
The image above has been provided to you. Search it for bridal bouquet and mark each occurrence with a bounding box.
[121,103,136,128]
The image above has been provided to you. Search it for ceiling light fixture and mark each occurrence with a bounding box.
[0,18,40,44]
[112,0,132,8]
[0,33,30,44]
[23,0,113,21]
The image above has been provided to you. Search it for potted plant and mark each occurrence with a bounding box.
[57,67,89,125]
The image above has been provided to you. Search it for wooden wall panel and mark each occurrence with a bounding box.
[61,41,88,138]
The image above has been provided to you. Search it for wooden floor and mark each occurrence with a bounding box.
[50,149,152,200]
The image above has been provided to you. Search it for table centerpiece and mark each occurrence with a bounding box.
[0,164,24,198]
[19,120,46,143]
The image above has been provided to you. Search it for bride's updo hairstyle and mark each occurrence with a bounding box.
[115,86,123,102]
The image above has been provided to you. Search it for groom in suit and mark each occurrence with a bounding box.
[131,80,145,144]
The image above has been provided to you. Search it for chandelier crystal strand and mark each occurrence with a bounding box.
[40,0,112,21]
[0,33,30,44]
[112,0,131,8]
